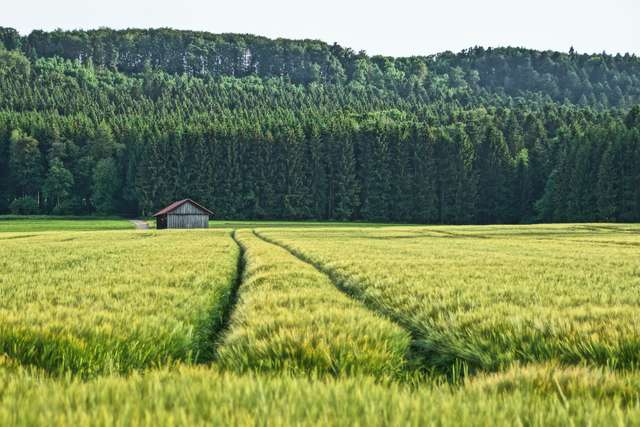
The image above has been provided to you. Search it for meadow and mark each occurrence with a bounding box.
[0,216,133,232]
[0,218,639,425]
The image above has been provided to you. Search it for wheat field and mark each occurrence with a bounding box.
[0,220,639,425]
[258,224,640,373]
[0,228,238,376]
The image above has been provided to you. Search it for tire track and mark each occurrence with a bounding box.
[252,229,436,377]
[199,229,246,363]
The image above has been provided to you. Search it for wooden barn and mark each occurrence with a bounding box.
[152,199,213,229]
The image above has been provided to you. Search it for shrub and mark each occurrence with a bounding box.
[9,196,39,215]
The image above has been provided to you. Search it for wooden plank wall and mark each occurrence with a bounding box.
[167,214,209,228]
[167,201,209,228]
[172,202,205,215]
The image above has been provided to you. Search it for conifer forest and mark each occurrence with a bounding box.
[1,27,639,223]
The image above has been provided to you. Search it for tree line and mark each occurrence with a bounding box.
[3,27,640,108]
[2,107,638,222]
[0,27,639,223]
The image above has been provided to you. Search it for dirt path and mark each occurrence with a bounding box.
[130,220,150,230]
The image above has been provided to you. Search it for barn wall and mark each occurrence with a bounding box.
[167,214,209,229]
[173,202,206,215]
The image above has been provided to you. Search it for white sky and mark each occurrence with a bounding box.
[2,0,639,56]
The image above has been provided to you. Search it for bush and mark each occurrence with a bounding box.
[0,194,8,214]
[9,196,40,215]
[51,202,73,216]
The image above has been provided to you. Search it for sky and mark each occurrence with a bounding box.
[2,0,639,57]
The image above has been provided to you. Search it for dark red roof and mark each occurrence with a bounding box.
[152,199,214,217]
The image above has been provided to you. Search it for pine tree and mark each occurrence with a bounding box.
[43,158,74,213]
[596,138,622,221]
[475,125,513,223]
[92,157,121,214]
[9,130,43,202]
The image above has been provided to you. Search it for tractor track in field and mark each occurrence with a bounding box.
[251,229,432,372]
[252,229,407,328]
[251,230,495,380]
[207,229,246,362]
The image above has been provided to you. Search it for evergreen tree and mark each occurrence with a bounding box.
[596,136,622,221]
[9,130,43,203]
[43,158,74,213]
[475,125,513,223]
[92,158,121,214]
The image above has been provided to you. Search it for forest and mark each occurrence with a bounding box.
[1,26,639,223]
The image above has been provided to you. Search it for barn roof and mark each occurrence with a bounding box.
[152,199,214,217]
